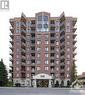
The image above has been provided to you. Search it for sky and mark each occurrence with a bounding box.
[0,0,85,75]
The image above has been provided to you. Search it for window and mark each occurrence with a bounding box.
[31,20,35,24]
[67,61,70,64]
[67,55,70,58]
[16,74,19,77]
[67,74,69,78]
[16,67,19,71]
[45,67,49,71]
[56,61,59,64]
[37,41,41,44]
[16,29,20,33]
[50,33,55,37]
[43,16,48,21]
[50,46,55,50]
[45,41,49,44]
[56,68,59,71]
[45,60,49,64]
[50,20,55,24]
[38,16,42,21]
[67,67,70,71]
[38,24,42,29]
[37,47,41,51]
[67,48,70,52]
[27,22,30,26]
[16,61,19,64]
[27,67,30,71]
[37,60,41,64]
[45,54,48,57]
[27,74,29,77]
[56,48,59,52]
[37,54,41,58]
[45,47,49,51]
[45,35,49,39]
[67,42,70,45]
[67,35,70,39]
[37,15,49,32]
[56,74,59,77]
[56,42,59,45]
[44,24,48,28]
[16,22,20,27]
[16,55,19,58]
[37,67,41,71]
[50,53,55,57]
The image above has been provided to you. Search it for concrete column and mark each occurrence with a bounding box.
[49,79,52,88]
[33,79,37,88]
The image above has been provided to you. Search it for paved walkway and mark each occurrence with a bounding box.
[0,87,85,95]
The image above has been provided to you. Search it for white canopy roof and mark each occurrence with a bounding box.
[33,73,53,79]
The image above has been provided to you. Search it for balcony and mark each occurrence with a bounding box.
[9,63,13,68]
[21,73,26,78]
[73,40,77,45]
[50,63,55,66]
[21,56,26,60]
[73,34,77,39]
[73,28,77,33]
[73,53,77,57]
[31,69,35,72]
[10,40,14,45]
[10,58,13,62]
[10,27,14,33]
[72,19,77,26]
[21,42,26,49]
[10,34,14,39]
[73,46,77,51]
[10,46,13,51]
[21,29,26,36]
[10,19,14,27]
[21,36,26,42]
[9,51,13,57]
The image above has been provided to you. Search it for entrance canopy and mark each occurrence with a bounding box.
[33,73,52,79]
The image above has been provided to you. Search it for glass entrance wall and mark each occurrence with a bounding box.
[37,79,49,87]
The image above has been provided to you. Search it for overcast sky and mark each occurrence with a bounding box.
[0,0,85,75]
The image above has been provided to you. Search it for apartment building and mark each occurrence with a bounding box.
[9,12,77,87]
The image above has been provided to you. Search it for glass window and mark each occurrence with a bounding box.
[16,29,20,33]
[45,47,49,51]
[16,74,19,77]
[27,67,30,71]
[37,41,41,44]
[67,61,70,64]
[45,60,49,64]
[45,67,49,71]
[45,54,49,57]
[44,24,48,28]
[37,67,41,71]
[37,60,41,64]
[67,55,70,58]
[16,67,19,71]
[43,16,48,21]
[16,61,19,64]
[27,74,29,77]
[16,22,20,27]
[38,24,42,29]
[37,54,40,58]
[45,41,49,44]
[37,47,41,51]
[38,16,42,21]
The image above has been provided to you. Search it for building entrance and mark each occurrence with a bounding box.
[37,79,49,87]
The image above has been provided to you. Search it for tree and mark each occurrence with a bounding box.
[71,62,77,83]
[0,59,8,86]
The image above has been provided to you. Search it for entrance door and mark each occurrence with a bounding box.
[37,79,49,87]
